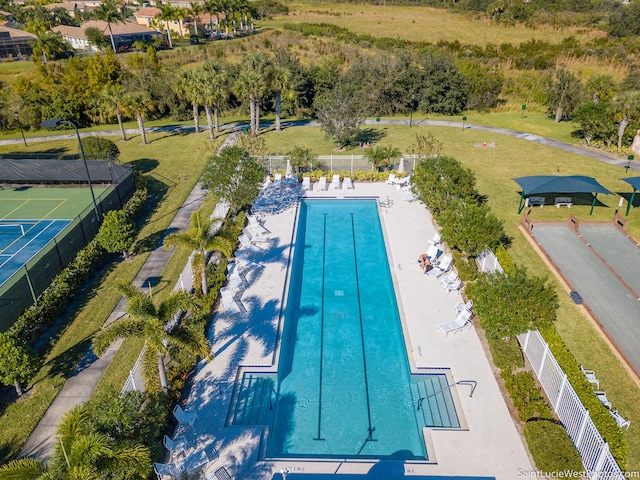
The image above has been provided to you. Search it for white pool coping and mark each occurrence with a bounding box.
[181,181,534,480]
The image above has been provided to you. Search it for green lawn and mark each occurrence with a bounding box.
[0,130,222,464]
[259,122,640,470]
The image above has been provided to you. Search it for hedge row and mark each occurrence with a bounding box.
[10,177,148,344]
[411,155,588,471]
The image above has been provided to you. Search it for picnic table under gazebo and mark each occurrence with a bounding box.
[513,175,613,215]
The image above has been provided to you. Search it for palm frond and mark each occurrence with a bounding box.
[0,458,47,480]
[107,442,151,478]
[158,291,197,322]
[168,326,211,361]
[92,318,146,356]
[141,347,161,391]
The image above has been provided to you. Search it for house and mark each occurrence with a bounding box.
[0,25,35,59]
[52,20,163,52]
[44,2,93,18]
[134,6,184,36]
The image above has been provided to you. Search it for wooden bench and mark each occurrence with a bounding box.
[555,196,573,208]
[526,196,545,207]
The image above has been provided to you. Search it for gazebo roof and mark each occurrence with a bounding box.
[620,177,640,191]
[513,175,612,196]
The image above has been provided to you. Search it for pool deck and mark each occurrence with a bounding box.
[180,181,534,480]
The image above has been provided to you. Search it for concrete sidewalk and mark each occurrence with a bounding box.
[18,134,236,461]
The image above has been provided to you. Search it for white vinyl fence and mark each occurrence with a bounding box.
[518,330,625,480]
[257,154,422,174]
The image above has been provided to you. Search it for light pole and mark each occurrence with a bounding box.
[409,94,415,127]
[41,118,101,223]
[14,112,27,147]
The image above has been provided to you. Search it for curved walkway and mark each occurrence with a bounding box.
[1,119,638,172]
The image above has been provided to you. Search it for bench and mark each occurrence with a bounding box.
[555,196,573,208]
[526,196,545,207]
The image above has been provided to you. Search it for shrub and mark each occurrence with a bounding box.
[501,370,552,421]
[81,136,120,160]
[494,244,516,275]
[451,250,478,282]
[524,420,584,473]
[487,336,524,371]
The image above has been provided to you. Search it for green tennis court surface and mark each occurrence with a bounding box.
[0,186,109,220]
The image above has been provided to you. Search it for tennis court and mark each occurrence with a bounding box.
[530,221,640,378]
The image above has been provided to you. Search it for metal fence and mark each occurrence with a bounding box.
[518,330,625,480]
[256,155,422,174]
[0,169,135,330]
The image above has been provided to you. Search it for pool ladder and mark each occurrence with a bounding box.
[416,380,477,411]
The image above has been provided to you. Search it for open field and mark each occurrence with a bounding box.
[258,122,640,470]
[262,2,601,46]
[0,129,221,464]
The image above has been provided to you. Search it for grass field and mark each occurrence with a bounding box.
[262,2,600,46]
[0,129,222,464]
[258,122,640,470]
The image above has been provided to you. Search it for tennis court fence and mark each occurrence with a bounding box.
[518,330,625,480]
[0,159,135,330]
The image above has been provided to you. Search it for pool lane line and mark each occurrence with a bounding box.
[350,213,376,443]
[314,213,327,442]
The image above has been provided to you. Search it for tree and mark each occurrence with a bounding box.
[0,404,151,479]
[585,74,617,103]
[364,146,387,172]
[164,211,234,294]
[287,146,315,173]
[82,136,120,159]
[200,63,229,138]
[613,91,640,152]
[173,69,201,134]
[468,268,557,340]
[94,0,123,52]
[85,26,109,52]
[187,2,203,36]
[271,64,291,132]
[201,146,265,213]
[315,83,365,148]
[0,332,39,396]
[234,53,269,136]
[28,31,70,63]
[380,144,401,171]
[155,1,176,48]
[406,132,444,160]
[93,283,208,392]
[572,101,616,146]
[95,85,128,141]
[546,68,583,123]
[122,91,154,145]
[95,209,135,258]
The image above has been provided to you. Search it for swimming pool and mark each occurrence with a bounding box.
[261,199,459,459]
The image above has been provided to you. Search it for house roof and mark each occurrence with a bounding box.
[512,175,612,196]
[53,20,159,38]
[135,7,162,18]
[0,24,37,39]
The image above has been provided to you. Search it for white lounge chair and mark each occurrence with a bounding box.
[172,404,198,428]
[427,232,442,247]
[163,434,189,453]
[438,309,473,336]
[302,176,311,191]
[386,174,396,184]
[243,227,269,244]
[247,214,268,235]
[595,391,612,409]
[442,276,463,294]
[227,262,245,290]
[429,253,452,277]
[274,173,282,184]
[425,244,442,261]
[263,175,271,188]
[317,177,327,191]
[239,233,264,253]
[154,448,210,479]
[610,410,630,429]
[403,193,415,202]
[580,365,599,389]
[220,287,240,313]
[343,177,354,189]
[439,270,459,286]
[235,253,263,271]
[454,299,473,313]
[395,175,410,186]
[330,174,341,190]
[207,467,231,480]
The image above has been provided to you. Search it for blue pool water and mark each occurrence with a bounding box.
[263,199,458,459]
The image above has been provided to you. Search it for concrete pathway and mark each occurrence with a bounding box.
[18,134,237,461]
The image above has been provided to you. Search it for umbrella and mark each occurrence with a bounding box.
[397,157,405,174]
[286,159,292,178]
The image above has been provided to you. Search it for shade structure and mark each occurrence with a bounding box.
[285,159,292,178]
[621,177,640,215]
[513,175,613,215]
[397,158,405,174]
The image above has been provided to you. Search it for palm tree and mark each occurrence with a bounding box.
[173,70,201,134]
[174,6,187,37]
[155,1,175,48]
[271,65,291,132]
[364,145,387,172]
[381,144,402,170]
[93,283,208,392]
[95,85,128,140]
[614,91,640,152]
[204,0,223,39]
[201,61,229,136]
[122,92,154,145]
[234,53,269,136]
[164,211,234,294]
[0,406,150,479]
[94,0,123,52]
[188,2,203,36]
[28,31,68,63]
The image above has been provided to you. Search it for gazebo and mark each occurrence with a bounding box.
[513,175,613,215]
[620,177,640,216]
